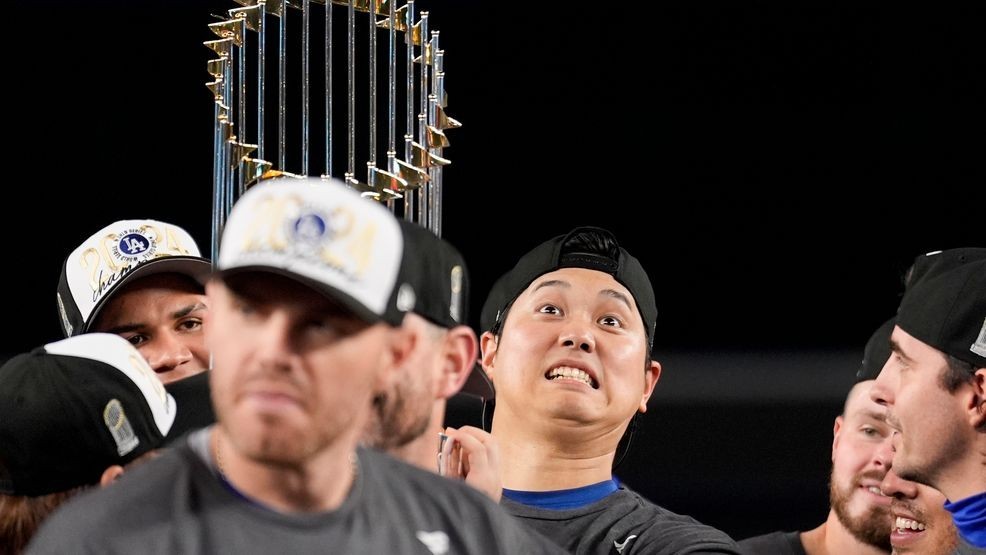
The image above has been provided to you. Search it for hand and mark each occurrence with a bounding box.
[439,426,502,502]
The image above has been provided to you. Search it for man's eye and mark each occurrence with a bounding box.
[599,316,622,328]
[125,334,148,347]
[179,319,203,331]
[538,304,561,315]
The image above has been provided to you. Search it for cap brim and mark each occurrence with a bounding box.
[213,266,385,326]
[84,256,212,334]
[460,362,495,399]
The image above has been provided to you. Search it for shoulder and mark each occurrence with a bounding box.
[737,531,805,555]
[357,449,565,553]
[28,445,199,552]
[500,486,739,555]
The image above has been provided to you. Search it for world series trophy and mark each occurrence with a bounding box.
[203,0,460,261]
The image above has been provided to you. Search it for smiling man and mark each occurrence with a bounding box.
[478,226,739,554]
[881,469,959,555]
[869,248,986,553]
[740,318,897,555]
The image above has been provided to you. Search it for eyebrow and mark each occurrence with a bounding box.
[600,289,632,310]
[532,280,633,311]
[532,279,570,294]
[102,303,207,335]
[856,408,887,423]
[888,338,914,364]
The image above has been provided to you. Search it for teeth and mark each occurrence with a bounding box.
[894,517,926,531]
[547,366,594,387]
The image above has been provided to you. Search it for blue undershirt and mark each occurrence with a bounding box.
[944,492,986,548]
[502,478,620,510]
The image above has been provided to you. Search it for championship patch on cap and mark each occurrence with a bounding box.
[0,334,175,496]
[57,219,210,337]
[480,226,658,349]
[896,249,986,368]
[396,220,469,329]
[217,177,408,325]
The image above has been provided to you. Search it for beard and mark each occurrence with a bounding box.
[365,381,432,450]
[830,469,892,551]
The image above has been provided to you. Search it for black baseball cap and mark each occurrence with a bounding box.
[397,221,494,398]
[895,249,986,368]
[0,334,176,496]
[856,317,895,382]
[480,226,657,348]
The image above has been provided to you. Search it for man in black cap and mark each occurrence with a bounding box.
[29,177,563,554]
[361,221,500,500]
[0,333,175,552]
[476,226,739,554]
[869,248,986,552]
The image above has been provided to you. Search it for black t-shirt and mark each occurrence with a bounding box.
[737,531,807,555]
[28,429,563,554]
[501,486,740,554]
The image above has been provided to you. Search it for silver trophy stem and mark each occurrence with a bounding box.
[237,23,248,201]
[417,113,428,227]
[238,19,247,149]
[325,1,333,176]
[387,0,396,154]
[403,1,416,221]
[301,0,310,175]
[368,0,377,168]
[278,6,287,170]
[346,0,355,180]
[432,46,443,236]
[211,100,223,263]
[416,12,429,227]
[258,1,266,161]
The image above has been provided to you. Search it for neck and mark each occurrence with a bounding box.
[212,427,357,513]
[387,401,446,472]
[491,409,617,491]
[799,513,888,555]
[933,445,986,501]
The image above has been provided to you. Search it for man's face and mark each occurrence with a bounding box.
[829,381,893,550]
[93,273,208,384]
[484,268,659,438]
[205,273,392,466]
[363,313,446,450]
[869,326,969,486]
[881,470,958,555]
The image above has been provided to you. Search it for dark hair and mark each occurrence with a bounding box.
[940,354,977,392]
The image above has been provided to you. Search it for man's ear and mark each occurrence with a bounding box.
[968,367,986,430]
[638,360,662,413]
[99,465,125,488]
[831,415,844,464]
[437,325,479,399]
[480,331,498,384]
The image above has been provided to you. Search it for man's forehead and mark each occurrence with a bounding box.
[845,381,887,420]
[525,268,634,300]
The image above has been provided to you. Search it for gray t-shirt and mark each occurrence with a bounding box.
[737,531,806,555]
[28,429,563,555]
[501,486,740,554]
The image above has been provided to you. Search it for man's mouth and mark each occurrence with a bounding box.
[545,366,598,389]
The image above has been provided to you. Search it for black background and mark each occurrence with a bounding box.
[6,1,984,540]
